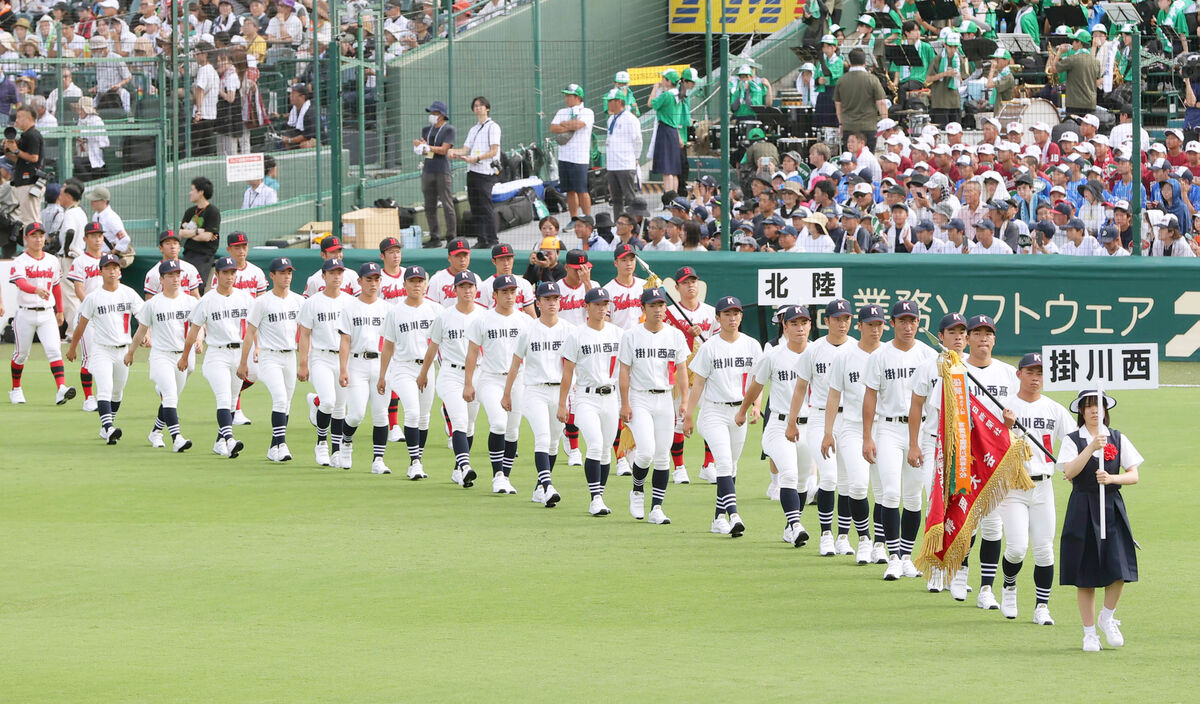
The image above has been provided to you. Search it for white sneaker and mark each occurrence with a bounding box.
[371,458,391,474]
[588,496,611,516]
[501,476,518,495]
[699,463,717,484]
[629,490,645,519]
[615,457,632,476]
[388,426,404,443]
[647,506,671,524]
[315,442,331,467]
[1000,586,1018,619]
[927,567,945,592]
[213,438,229,457]
[55,385,76,405]
[792,522,809,547]
[172,435,192,453]
[883,555,903,581]
[1098,612,1124,647]
[901,557,923,578]
[871,543,888,564]
[977,585,1000,610]
[1083,633,1102,652]
[728,512,745,537]
[819,531,836,556]
[765,475,779,500]
[673,467,690,484]
[233,409,252,426]
[531,485,546,503]
[949,569,969,601]
[835,534,854,555]
[544,484,561,507]
[226,438,244,459]
[492,474,508,494]
[336,446,351,469]
[101,426,122,445]
[711,515,732,534]
[276,443,292,462]
[856,539,873,565]
[9,388,26,404]
[81,397,98,412]
[307,393,318,427]
[567,448,583,466]
[460,465,476,488]
[1032,604,1055,626]
[266,445,280,462]
[148,430,166,448]
[782,525,794,544]
[407,461,427,480]
[451,467,463,485]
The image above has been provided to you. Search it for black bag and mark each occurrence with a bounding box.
[587,168,609,203]
[543,185,567,213]
[495,191,536,230]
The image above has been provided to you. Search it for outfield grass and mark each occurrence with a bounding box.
[2,348,1198,702]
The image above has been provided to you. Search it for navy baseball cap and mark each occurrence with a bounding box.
[158,259,181,275]
[404,265,428,280]
[493,273,519,290]
[939,312,967,331]
[214,256,238,272]
[1066,218,1086,231]
[890,300,919,319]
[269,256,295,272]
[779,225,798,238]
[536,281,560,297]
[825,298,852,318]
[491,243,515,258]
[1053,202,1074,216]
[986,200,1008,212]
[320,235,344,252]
[614,243,637,260]
[379,236,401,252]
[640,287,668,305]
[584,287,611,304]
[715,296,743,313]
[975,218,995,232]
[358,261,383,278]
[1098,226,1119,243]
[914,219,935,232]
[158,229,180,243]
[947,218,966,231]
[669,196,691,211]
[99,253,121,268]
[321,258,345,272]
[23,221,44,236]
[1018,352,1043,370]
[781,304,811,322]
[453,270,477,286]
[858,304,886,323]
[226,231,249,246]
[448,238,471,255]
[967,314,996,332]
[675,265,698,282]
[1034,220,1057,237]
[765,214,786,227]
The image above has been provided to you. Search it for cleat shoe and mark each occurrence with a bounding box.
[856,539,874,565]
[567,448,583,467]
[9,388,26,404]
[615,457,632,476]
[1000,586,1018,619]
[232,409,252,426]
[835,535,854,555]
[370,458,391,475]
[492,474,508,494]
[901,557,923,578]
[55,385,76,405]
[172,435,192,453]
[949,569,970,601]
[1032,604,1055,626]
[213,438,229,456]
[461,465,476,488]
[276,443,292,462]
[106,427,122,445]
[307,393,318,427]
[764,474,778,499]
[792,522,809,547]
[227,439,244,459]
[81,397,98,412]
[672,467,690,484]
[588,496,611,516]
[647,506,671,524]
[407,461,427,480]
[728,513,745,537]
[315,442,331,467]
[871,543,888,564]
[977,586,1000,610]
[883,555,903,581]
[148,430,166,448]
[1098,613,1124,647]
[531,485,545,503]
[629,490,645,519]
[451,467,463,485]
[1082,633,1102,652]
[544,484,561,507]
[388,426,404,443]
[819,532,836,556]
[699,463,717,484]
[711,515,732,534]
[927,567,945,592]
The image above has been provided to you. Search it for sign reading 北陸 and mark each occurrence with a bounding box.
[757,268,843,307]
[1040,343,1160,391]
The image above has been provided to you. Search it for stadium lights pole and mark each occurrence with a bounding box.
[719,30,730,250]
[331,0,345,231]
[1132,29,1142,255]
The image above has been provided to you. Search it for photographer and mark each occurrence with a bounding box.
[6,104,43,226]
[1182,64,1200,145]
[523,228,566,285]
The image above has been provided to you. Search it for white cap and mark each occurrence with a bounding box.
[921,124,940,139]
[98,0,119,8]
[913,161,930,171]
[945,122,963,135]
[882,152,901,164]
[1031,121,1051,133]
[977,143,995,155]
[1060,131,1079,142]
[913,139,935,152]
[998,142,1017,152]
[1152,158,1169,169]
[614,70,631,83]
[142,14,161,25]
[984,117,1001,130]
[1149,142,1166,153]
[800,62,816,72]
[1187,141,1200,153]
[956,155,972,166]
[876,118,897,132]
[932,144,951,155]
[1075,142,1095,155]
[1006,122,1025,133]
[885,134,905,146]
[853,183,873,195]
[1082,114,1101,128]
[1023,145,1041,158]
[1050,185,1066,194]
[951,142,966,151]
[1091,134,1110,146]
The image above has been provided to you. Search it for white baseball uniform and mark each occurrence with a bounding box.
[340,296,391,428]
[247,289,303,413]
[690,332,761,478]
[601,277,647,330]
[863,340,936,509]
[797,336,851,494]
[190,288,253,410]
[8,250,63,366]
[298,291,348,421]
[382,298,440,430]
[208,262,269,297]
[618,323,689,472]
[754,340,812,492]
[911,354,949,502]
[966,357,1019,541]
[135,291,198,407]
[67,252,104,368]
[303,268,361,298]
[479,274,535,312]
[430,304,482,440]
[144,258,202,296]
[1001,394,1075,568]
[830,343,876,501]
[562,321,622,464]
[76,283,143,402]
[514,318,574,455]
[378,267,407,304]
[557,278,599,326]
[466,308,531,441]
[427,267,479,306]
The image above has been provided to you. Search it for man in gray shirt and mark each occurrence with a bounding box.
[415,100,457,248]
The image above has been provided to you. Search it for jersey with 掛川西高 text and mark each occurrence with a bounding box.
[1006,394,1076,477]
[797,336,852,410]
[466,308,532,376]
[863,340,936,418]
[188,288,253,346]
[297,291,346,352]
[562,321,622,389]
[479,274,535,311]
[338,297,391,354]
[428,305,482,367]
[688,332,762,403]
[514,319,575,384]
[618,323,690,392]
[135,291,197,351]
[753,340,807,416]
[78,284,144,346]
[382,298,440,362]
[829,343,875,424]
[965,358,1019,418]
[247,290,303,351]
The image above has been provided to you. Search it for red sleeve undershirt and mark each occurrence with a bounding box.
[52,283,63,313]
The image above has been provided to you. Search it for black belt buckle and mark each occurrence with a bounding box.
[592,385,613,395]
[1030,474,1048,482]
[228,343,242,349]
[357,352,380,360]
[776,413,807,425]
[646,389,667,394]
[721,401,740,407]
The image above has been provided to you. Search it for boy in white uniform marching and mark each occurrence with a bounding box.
[556,249,599,466]
[67,223,106,411]
[505,280,574,506]
[378,265,440,479]
[823,304,886,565]
[665,265,717,484]
[559,287,623,516]
[214,231,269,427]
[338,262,393,474]
[683,296,761,538]
[618,287,691,525]
[601,243,647,477]
[376,236,407,442]
[239,257,303,462]
[143,230,203,299]
[465,273,532,495]
[862,300,936,581]
[419,270,483,487]
[66,253,142,443]
[126,260,198,452]
[180,256,253,459]
[303,236,362,298]
[9,222,75,406]
[298,258,349,467]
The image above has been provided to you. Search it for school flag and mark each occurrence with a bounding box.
[916,350,1034,573]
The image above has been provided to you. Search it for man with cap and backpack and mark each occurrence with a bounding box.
[550,83,595,219]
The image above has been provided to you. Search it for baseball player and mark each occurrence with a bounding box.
[664,265,718,484]
[998,352,1074,625]
[504,280,574,506]
[298,258,350,467]
[419,270,483,487]
[862,300,936,581]
[907,311,970,592]
[479,242,536,315]
[65,253,142,443]
[682,296,761,538]
[559,287,622,516]
[338,262,393,474]
[179,256,253,459]
[465,274,531,494]
[601,243,647,477]
[556,249,600,466]
[426,238,478,306]
[759,308,803,502]
[238,257,303,462]
[741,304,810,546]
[823,304,886,565]
[9,222,75,406]
[303,236,362,298]
[212,231,269,427]
[376,236,408,443]
[144,230,203,300]
[66,223,105,411]
[126,260,198,452]
[618,287,691,525]
[378,265,440,479]
[792,298,855,556]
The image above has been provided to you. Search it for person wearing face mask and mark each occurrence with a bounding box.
[414,100,456,249]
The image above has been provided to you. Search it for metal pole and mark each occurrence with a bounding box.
[331,0,344,228]
[357,18,367,208]
[55,24,70,181]
[1132,30,1143,255]
[158,55,168,232]
[171,0,181,222]
[448,3,455,122]
[719,32,730,251]
[313,13,324,220]
[377,0,387,169]
[704,0,712,120]
[580,0,587,97]
[183,22,191,159]
[533,0,543,173]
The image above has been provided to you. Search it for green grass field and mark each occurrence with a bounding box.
[2,347,1198,702]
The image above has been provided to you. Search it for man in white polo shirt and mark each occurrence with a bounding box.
[550,83,595,219]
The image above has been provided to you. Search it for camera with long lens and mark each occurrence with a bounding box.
[1182,53,1200,82]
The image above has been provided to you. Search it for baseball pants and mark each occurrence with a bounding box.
[345,356,388,428]
[202,346,242,410]
[808,415,837,492]
[901,433,934,512]
[61,257,80,335]
[89,343,129,402]
[437,367,480,436]
[257,349,297,414]
[149,349,189,407]
[999,479,1056,566]
[761,416,812,491]
[309,350,347,419]
[12,307,62,365]
[523,383,564,454]
[477,370,523,441]
[836,419,873,500]
[872,419,908,509]
[697,402,747,478]
[628,390,675,471]
[573,391,619,463]
[919,434,938,501]
[388,360,435,430]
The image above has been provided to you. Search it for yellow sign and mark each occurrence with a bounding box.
[669,0,804,35]
[626,64,693,86]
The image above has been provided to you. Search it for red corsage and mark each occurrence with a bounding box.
[1103,444,1118,462]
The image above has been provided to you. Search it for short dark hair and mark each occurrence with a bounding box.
[848,48,866,66]
[192,176,214,199]
[15,104,35,121]
[815,180,836,199]
[1075,396,1111,428]
[263,154,276,172]
[471,95,491,112]
[902,20,918,34]
[62,183,83,201]
[616,213,635,227]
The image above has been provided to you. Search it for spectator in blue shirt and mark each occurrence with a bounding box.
[0,70,16,127]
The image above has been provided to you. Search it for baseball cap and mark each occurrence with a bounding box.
[84,222,104,236]
[1054,202,1074,216]
[825,299,852,318]
[1018,352,1043,370]
[987,200,1009,212]
[1066,217,1087,231]
[426,100,448,115]
[914,219,935,232]
[603,88,624,102]
[1113,199,1131,212]
[491,242,515,258]
[565,249,591,268]
[269,256,295,272]
[358,261,382,277]
[321,258,345,272]
[858,304,886,323]
[1098,226,1120,244]
[668,197,691,212]
[561,83,584,98]
[715,296,743,313]
[614,243,637,260]
[945,122,963,135]
[158,259,181,275]
[23,222,44,237]
[214,256,238,272]
[492,273,518,291]
[1162,214,1182,231]
[535,281,560,298]
[967,314,996,332]
[890,300,919,319]
[403,265,428,280]
[640,287,668,305]
[158,229,180,243]
[939,312,967,331]
[379,236,401,252]
[584,287,611,304]
[674,266,698,282]
[732,233,759,249]
[779,225,798,239]
[1031,121,1050,133]
[453,270,477,286]
[782,304,812,324]
[85,185,112,202]
[571,214,596,227]
[320,235,344,253]
[613,70,631,84]
[976,218,995,232]
[448,237,471,255]
[99,253,121,268]
[1034,220,1057,237]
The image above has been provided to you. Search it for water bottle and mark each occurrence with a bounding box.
[1000,19,1007,33]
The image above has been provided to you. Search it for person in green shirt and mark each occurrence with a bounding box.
[1015,2,1040,45]
[986,48,1016,107]
[730,64,770,118]
[927,32,968,126]
[1156,0,1190,54]
[678,67,699,186]
[1047,29,1100,113]
[649,68,684,193]
[815,34,845,127]
[889,20,935,108]
[1116,24,1135,84]
[609,71,639,117]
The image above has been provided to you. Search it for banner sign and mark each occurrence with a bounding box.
[669,0,804,35]
[756,267,843,306]
[625,64,693,86]
[225,153,264,183]
[1041,343,1160,391]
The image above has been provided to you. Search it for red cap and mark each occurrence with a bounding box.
[448,238,471,255]
[674,265,698,282]
[613,243,636,260]
[320,235,343,252]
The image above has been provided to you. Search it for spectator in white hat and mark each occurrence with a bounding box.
[1150,214,1196,256]
[944,121,964,146]
[795,62,817,106]
[1185,141,1200,171]
[1165,128,1188,167]
[1031,122,1061,167]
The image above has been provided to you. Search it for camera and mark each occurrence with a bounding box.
[3,126,15,140]
[1181,53,1200,82]
[1018,233,1032,248]
[535,251,547,261]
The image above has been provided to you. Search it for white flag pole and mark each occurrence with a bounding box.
[1097,386,1107,541]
